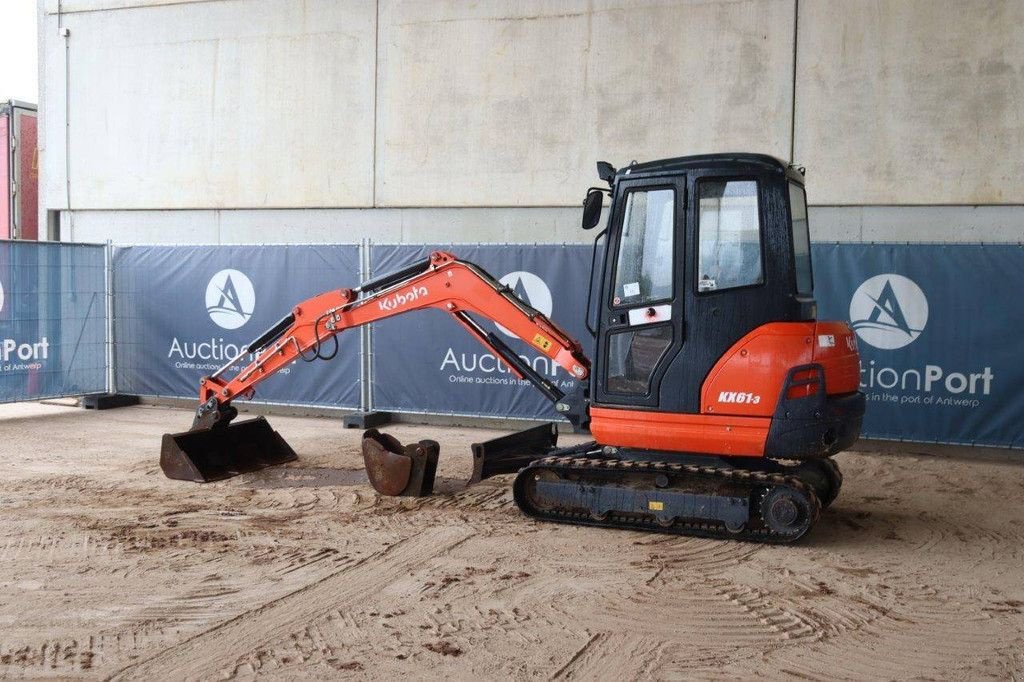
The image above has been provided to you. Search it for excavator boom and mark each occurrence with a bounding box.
[200,250,588,410]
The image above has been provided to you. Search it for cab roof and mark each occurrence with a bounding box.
[615,153,803,183]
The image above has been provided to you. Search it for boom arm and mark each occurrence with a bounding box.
[193,251,590,426]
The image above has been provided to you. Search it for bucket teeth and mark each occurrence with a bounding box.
[361,429,439,497]
[160,416,298,482]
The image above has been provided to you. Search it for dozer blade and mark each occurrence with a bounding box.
[361,429,439,497]
[160,416,298,482]
[469,422,559,484]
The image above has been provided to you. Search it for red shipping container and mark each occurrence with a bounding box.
[1,100,38,240]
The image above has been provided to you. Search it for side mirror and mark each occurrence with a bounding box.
[582,189,603,230]
[597,161,616,185]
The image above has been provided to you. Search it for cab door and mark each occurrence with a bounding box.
[594,176,685,408]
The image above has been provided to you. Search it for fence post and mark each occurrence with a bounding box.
[341,239,390,429]
[365,239,374,413]
[359,238,370,412]
[105,240,115,394]
[81,239,139,409]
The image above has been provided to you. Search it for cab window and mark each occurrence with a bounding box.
[697,180,763,292]
[611,188,674,307]
[605,325,672,396]
[789,182,813,294]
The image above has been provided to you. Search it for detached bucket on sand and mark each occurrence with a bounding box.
[361,429,439,497]
[160,417,298,482]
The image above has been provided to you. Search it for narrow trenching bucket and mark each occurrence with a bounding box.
[160,416,298,483]
[361,429,439,497]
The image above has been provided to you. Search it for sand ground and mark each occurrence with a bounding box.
[0,402,1021,680]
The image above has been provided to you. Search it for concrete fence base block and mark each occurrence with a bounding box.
[342,411,392,429]
[82,394,141,410]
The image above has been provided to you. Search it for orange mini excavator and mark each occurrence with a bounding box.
[161,154,865,543]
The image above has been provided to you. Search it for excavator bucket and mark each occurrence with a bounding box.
[361,429,439,497]
[160,417,298,482]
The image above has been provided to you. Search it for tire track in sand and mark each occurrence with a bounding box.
[0,625,173,676]
[106,526,474,681]
[553,633,666,679]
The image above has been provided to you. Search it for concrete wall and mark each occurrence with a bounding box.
[41,0,376,210]
[62,205,1024,246]
[376,0,794,206]
[39,0,1024,245]
[66,206,584,244]
[795,0,1024,206]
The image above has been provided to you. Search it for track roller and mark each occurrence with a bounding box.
[759,485,816,537]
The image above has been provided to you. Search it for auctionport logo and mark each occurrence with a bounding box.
[849,274,928,350]
[495,271,552,339]
[205,269,255,330]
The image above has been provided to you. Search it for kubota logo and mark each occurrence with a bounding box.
[849,274,928,350]
[495,271,552,339]
[205,269,255,330]
[378,285,429,312]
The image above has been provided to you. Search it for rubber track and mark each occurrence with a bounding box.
[513,456,822,544]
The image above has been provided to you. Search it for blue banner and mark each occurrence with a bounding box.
[813,243,1023,448]
[0,240,107,402]
[369,244,595,420]
[113,244,361,408]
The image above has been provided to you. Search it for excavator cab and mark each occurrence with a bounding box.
[586,155,815,409]
[571,155,862,461]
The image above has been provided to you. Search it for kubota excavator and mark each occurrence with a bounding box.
[161,154,865,543]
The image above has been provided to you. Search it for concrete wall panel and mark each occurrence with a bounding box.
[69,210,220,244]
[809,205,1024,243]
[49,0,376,209]
[67,204,1023,246]
[796,0,1024,205]
[39,10,67,212]
[67,207,587,245]
[376,0,796,207]
[45,1,215,12]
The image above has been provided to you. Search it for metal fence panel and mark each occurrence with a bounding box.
[369,244,595,420]
[0,240,107,402]
[113,244,361,408]
[813,243,1024,448]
